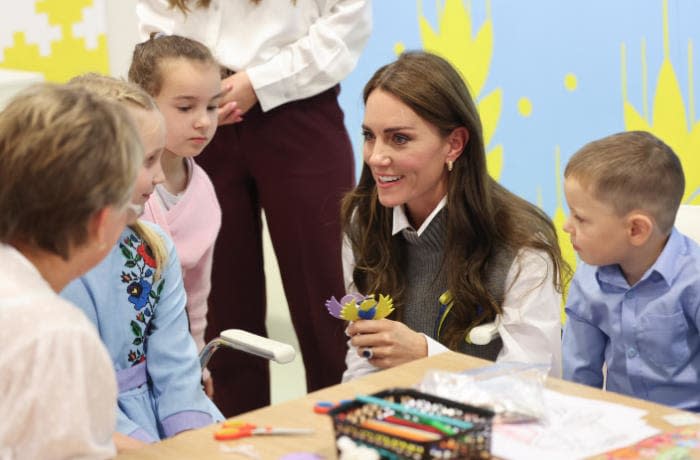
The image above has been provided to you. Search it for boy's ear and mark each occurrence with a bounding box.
[627,212,653,246]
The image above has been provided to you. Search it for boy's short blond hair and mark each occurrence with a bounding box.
[0,83,142,259]
[565,130,684,233]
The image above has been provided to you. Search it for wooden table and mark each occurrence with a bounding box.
[116,351,699,459]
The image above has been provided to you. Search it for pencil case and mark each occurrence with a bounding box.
[328,388,493,459]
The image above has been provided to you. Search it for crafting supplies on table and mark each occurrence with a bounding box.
[328,388,493,459]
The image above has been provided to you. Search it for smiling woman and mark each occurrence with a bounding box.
[341,51,570,382]
[361,88,468,228]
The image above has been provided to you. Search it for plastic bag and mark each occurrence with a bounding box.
[416,361,550,424]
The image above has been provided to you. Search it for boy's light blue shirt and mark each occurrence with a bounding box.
[562,228,700,412]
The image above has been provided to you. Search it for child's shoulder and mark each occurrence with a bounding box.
[668,228,700,269]
[132,220,175,248]
[137,219,168,238]
[190,159,219,201]
[674,205,700,245]
[127,221,179,266]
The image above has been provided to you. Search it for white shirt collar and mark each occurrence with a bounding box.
[391,196,448,237]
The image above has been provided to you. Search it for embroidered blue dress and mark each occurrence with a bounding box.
[61,222,223,442]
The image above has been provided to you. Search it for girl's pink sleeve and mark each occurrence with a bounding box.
[182,243,214,353]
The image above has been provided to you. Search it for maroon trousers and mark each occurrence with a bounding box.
[199,86,354,416]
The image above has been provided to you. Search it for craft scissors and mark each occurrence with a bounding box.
[214,421,314,441]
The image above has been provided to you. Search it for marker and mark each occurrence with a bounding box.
[355,395,473,431]
[383,415,453,436]
[360,419,442,442]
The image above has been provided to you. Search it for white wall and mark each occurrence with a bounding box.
[105,0,139,78]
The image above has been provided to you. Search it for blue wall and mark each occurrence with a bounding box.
[338,0,700,218]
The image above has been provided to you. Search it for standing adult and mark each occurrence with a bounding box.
[137,0,372,415]
[0,83,143,458]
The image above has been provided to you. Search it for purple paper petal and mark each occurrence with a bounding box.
[324,296,343,318]
[339,293,365,305]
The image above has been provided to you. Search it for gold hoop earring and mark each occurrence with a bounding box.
[447,160,454,172]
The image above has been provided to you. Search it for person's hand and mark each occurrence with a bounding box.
[113,432,147,451]
[218,71,257,125]
[203,374,214,399]
[346,319,428,369]
[218,98,243,125]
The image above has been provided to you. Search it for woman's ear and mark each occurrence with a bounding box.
[446,126,469,163]
[87,207,111,250]
[627,212,653,247]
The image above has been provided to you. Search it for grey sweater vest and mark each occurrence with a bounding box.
[398,208,514,361]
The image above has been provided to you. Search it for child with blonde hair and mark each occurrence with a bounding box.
[562,130,700,412]
[128,35,229,396]
[62,74,223,445]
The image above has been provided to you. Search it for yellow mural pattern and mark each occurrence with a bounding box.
[621,0,700,204]
[0,0,108,82]
[417,0,503,179]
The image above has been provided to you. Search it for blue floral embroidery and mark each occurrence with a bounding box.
[127,279,152,309]
[119,232,164,366]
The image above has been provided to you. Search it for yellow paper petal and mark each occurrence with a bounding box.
[374,294,395,319]
[340,303,359,321]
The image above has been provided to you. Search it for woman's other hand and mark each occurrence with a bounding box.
[218,71,257,125]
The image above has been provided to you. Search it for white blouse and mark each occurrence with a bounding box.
[0,243,116,459]
[137,0,372,111]
[341,200,563,381]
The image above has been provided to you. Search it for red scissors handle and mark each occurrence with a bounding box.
[214,422,256,440]
[214,421,313,441]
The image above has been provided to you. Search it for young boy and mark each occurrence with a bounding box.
[562,130,700,412]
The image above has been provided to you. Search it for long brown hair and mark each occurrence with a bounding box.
[341,51,569,349]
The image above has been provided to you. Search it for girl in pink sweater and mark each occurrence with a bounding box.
[129,34,239,396]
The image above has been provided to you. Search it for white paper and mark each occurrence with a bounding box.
[491,389,659,460]
[662,412,700,427]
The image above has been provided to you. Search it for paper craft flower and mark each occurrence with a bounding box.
[325,293,394,321]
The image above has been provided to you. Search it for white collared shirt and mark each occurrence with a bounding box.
[137,0,372,111]
[391,196,447,237]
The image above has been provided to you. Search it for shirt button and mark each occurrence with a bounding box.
[625,291,634,299]
[627,348,638,358]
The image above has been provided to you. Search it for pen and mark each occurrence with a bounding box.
[355,395,473,431]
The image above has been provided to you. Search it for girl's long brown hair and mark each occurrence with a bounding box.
[341,51,570,349]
